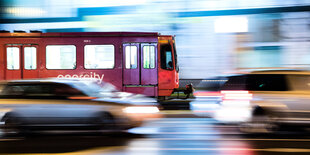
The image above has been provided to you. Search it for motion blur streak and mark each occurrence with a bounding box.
[221,91,253,100]
[123,107,160,114]
[1,1,310,79]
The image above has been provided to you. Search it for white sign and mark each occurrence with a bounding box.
[57,72,104,84]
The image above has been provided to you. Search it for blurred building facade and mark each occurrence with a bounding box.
[1,0,310,79]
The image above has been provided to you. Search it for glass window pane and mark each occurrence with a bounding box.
[46,45,76,69]
[84,45,115,69]
[125,46,137,69]
[246,75,287,91]
[7,47,20,70]
[160,44,173,70]
[143,45,155,69]
[166,51,172,69]
[222,75,288,91]
[24,47,37,70]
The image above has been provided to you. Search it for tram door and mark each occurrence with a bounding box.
[5,44,38,80]
[123,43,158,86]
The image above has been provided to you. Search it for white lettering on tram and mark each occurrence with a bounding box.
[57,72,104,84]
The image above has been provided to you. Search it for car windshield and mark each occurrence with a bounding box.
[221,74,288,91]
[0,80,119,98]
[69,80,119,97]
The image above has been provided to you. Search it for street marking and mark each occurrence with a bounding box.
[149,121,217,124]
[2,147,310,154]
[148,118,216,122]
[128,147,259,151]
[138,137,310,142]
[128,127,241,135]
[144,124,237,128]
[128,147,310,152]
[152,118,212,120]
[138,131,241,135]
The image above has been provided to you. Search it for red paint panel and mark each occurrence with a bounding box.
[158,70,177,96]
[157,37,179,96]
[5,70,21,80]
[124,86,156,96]
[158,89,174,96]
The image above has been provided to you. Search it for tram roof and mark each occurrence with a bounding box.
[0,31,169,38]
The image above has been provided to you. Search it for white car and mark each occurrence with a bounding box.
[215,70,310,133]
[0,79,161,135]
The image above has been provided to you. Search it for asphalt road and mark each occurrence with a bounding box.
[2,113,310,154]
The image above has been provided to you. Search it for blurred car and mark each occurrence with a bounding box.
[0,78,161,135]
[214,69,310,133]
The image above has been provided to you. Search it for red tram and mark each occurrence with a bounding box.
[0,31,179,98]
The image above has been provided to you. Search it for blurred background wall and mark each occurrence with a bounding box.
[0,0,310,80]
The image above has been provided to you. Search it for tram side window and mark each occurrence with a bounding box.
[160,44,173,70]
[143,45,155,69]
[7,47,20,70]
[125,46,138,69]
[46,45,76,69]
[84,45,115,69]
[24,47,37,70]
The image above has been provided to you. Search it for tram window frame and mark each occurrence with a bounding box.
[6,47,20,70]
[24,47,37,70]
[160,44,174,70]
[125,45,138,69]
[172,40,179,72]
[84,45,115,69]
[143,45,155,69]
[46,45,77,70]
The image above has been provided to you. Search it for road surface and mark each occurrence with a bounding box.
[1,113,310,154]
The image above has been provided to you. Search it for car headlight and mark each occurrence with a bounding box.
[123,106,159,114]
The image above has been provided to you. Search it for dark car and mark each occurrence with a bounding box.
[214,70,310,133]
[0,78,161,135]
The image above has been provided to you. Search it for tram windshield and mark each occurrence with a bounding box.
[160,44,174,70]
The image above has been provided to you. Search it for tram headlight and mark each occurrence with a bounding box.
[123,106,159,114]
